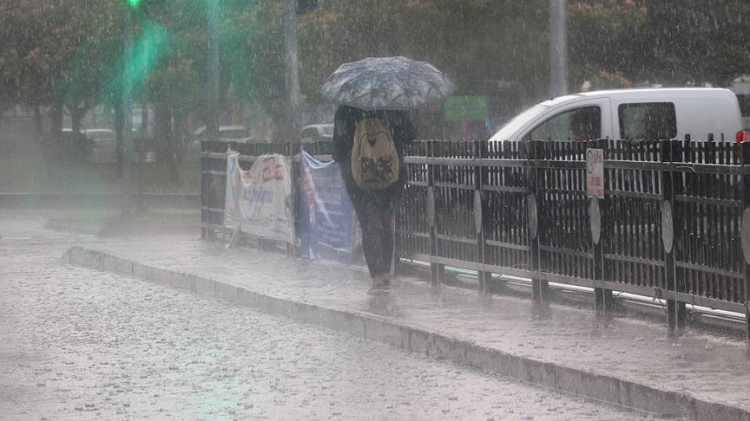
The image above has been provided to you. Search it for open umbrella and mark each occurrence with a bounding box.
[321,56,455,110]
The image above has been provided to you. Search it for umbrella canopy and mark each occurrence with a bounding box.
[321,56,455,110]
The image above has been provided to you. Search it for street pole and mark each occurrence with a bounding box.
[284,0,301,139]
[119,6,134,215]
[549,0,568,98]
[207,0,220,141]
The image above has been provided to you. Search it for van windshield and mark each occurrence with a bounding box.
[490,103,550,142]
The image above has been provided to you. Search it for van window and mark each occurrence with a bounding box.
[737,94,750,117]
[525,106,601,142]
[618,102,676,141]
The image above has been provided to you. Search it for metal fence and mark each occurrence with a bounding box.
[201,138,750,338]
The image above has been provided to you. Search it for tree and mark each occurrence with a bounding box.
[0,1,23,116]
[297,0,550,103]
[228,0,289,138]
[0,0,123,136]
[569,0,750,88]
[568,0,650,89]
[647,0,750,85]
[123,0,261,181]
[60,2,123,134]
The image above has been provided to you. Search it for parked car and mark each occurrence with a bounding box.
[60,128,93,162]
[299,124,333,143]
[83,128,117,164]
[186,125,254,160]
[483,89,745,226]
[489,88,743,144]
[63,128,156,165]
[192,125,253,142]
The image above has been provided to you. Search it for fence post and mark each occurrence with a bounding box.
[200,140,208,240]
[741,142,750,341]
[286,142,297,257]
[661,140,687,334]
[591,139,613,314]
[528,141,547,302]
[475,140,489,294]
[200,141,218,241]
[428,140,444,287]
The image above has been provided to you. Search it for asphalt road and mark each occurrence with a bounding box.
[0,212,667,420]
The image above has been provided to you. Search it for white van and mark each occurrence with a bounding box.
[489,88,743,143]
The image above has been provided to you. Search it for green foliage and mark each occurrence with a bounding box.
[221,0,272,104]
[569,1,649,89]
[298,0,550,102]
[647,0,750,85]
[3,0,750,126]
[111,22,171,103]
[570,0,750,87]
[0,0,124,113]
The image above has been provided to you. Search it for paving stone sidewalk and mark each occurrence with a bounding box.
[63,229,750,419]
[2,216,658,420]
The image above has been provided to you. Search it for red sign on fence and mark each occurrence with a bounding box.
[586,148,604,199]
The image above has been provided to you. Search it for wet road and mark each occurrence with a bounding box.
[0,212,665,420]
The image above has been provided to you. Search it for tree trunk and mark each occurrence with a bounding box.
[207,1,220,140]
[48,101,65,189]
[549,0,568,97]
[50,102,63,138]
[71,107,84,134]
[268,99,294,142]
[141,104,149,136]
[165,104,180,185]
[33,106,44,144]
[154,100,180,186]
[114,103,125,179]
[173,110,188,163]
[33,105,56,183]
[154,100,170,162]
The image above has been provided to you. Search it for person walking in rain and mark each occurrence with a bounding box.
[333,105,416,293]
[322,56,453,293]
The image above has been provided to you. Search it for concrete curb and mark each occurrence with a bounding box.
[63,246,750,421]
[0,192,199,209]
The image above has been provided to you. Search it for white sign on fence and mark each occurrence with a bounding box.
[586,148,604,199]
[224,151,294,244]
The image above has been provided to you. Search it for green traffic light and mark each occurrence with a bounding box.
[127,0,142,8]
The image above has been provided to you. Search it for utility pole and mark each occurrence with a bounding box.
[549,0,568,97]
[207,0,220,140]
[284,0,301,138]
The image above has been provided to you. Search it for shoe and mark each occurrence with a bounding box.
[368,274,391,295]
[367,286,389,296]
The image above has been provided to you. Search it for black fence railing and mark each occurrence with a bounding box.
[200,138,750,339]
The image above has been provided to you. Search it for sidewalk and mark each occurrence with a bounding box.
[64,233,750,420]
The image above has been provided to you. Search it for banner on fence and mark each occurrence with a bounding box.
[300,150,361,264]
[224,151,294,244]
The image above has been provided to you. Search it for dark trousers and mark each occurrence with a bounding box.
[346,183,398,279]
